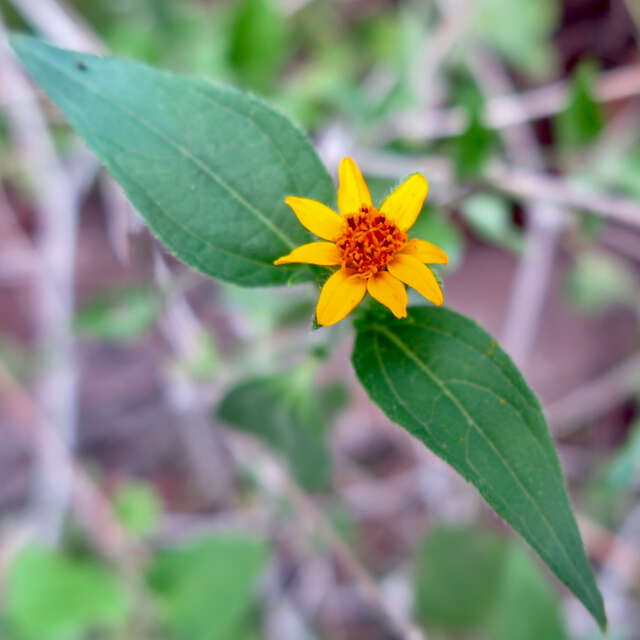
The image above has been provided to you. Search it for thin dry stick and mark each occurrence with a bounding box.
[353,149,640,228]
[226,433,427,640]
[8,0,105,53]
[548,352,640,436]
[0,13,78,545]
[380,63,640,141]
[0,362,135,565]
[461,43,566,367]
[153,251,234,505]
[409,2,470,111]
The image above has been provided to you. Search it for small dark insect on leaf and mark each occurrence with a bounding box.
[75,60,87,71]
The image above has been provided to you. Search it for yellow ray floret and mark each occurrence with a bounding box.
[274,157,448,327]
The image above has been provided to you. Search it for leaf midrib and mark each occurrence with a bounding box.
[368,323,598,616]
[24,45,298,252]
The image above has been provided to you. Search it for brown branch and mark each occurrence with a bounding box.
[380,63,640,142]
[353,149,640,228]
[549,353,640,436]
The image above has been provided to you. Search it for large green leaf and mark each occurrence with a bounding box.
[352,306,606,629]
[11,35,333,287]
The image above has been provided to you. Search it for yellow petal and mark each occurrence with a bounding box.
[380,174,428,231]
[367,272,408,319]
[399,238,448,265]
[316,269,367,327]
[387,254,443,306]
[274,242,341,266]
[285,196,343,241]
[337,157,373,216]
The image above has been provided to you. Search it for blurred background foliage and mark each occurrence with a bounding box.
[0,0,639,638]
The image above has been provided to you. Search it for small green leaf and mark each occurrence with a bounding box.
[414,524,507,630]
[11,35,333,287]
[148,535,268,640]
[490,545,567,640]
[565,250,637,313]
[113,481,161,538]
[6,546,129,640]
[352,307,606,629]
[74,286,159,341]
[217,372,332,491]
[555,61,603,148]
[453,103,496,179]
[461,193,523,252]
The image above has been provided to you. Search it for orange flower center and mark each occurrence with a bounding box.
[336,205,407,277]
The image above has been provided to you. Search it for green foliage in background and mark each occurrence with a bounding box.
[5,546,129,639]
[148,535,268,640]
[74,286,160,341]
[565,250,638,314]
[555,61,604,149]
[415,524,567,639]
[472,0,558,75]
[228,0,289,93]
[490,545,567,640]
[453,101,497,179]
[218,368,335,492]
[113,481,161,538]
[461,193,523,253]
[415,524,507,630]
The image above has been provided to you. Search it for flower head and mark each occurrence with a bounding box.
[275,157,447,327]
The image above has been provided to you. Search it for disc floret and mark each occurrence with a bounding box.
[336,206,408,277]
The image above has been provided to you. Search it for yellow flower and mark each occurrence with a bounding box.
[275,157,448,327]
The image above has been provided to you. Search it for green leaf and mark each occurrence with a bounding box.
[555,61,603,148]
[414,524,507,630]
[217,371,332,491]
[228,0,289,93]
[148,534,268,640]
[6,545,129,640]
[472,0,558,75]
[490,544,567,640]
[11,35,333,287]
[351,306,606,629]
[565,250,638,313]
[113,481,161,538]
[461,193,523,252]
[453,103,496,179]
[74,286,159,341]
